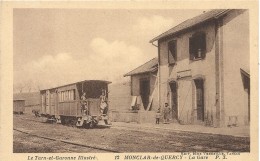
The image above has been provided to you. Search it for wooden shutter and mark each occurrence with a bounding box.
[168,40,176,64]
[200,33,206,58]
[189,37,194,60]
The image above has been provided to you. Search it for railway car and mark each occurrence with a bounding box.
[40,80,111,128]
[13,99,25,114]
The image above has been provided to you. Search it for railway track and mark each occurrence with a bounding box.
[14,128,120,153]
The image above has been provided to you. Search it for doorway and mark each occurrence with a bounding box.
[169,81,178,120]
[194,79,204,121]
[140,79,150,110]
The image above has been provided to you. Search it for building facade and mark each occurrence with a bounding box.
[150,9,249,127]
[117,58,160,123]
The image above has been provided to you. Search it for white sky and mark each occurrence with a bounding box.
[13,9,205,92]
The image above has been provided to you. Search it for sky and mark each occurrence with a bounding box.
[13,9,205,92]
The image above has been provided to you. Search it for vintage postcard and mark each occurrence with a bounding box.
[0,1,258,161]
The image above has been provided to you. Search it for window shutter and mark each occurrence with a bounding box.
[168,40,176,64]
[201,33,206,58]
[189,37,194,60]
[168,49,174,64]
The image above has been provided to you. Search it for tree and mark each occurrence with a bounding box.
[14,82,26,93]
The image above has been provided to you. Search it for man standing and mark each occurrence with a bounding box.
[81,92,88,115]
[163,103,170,123]
[100,89,108,114]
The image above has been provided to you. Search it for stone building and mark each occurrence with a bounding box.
[149,9,249,127]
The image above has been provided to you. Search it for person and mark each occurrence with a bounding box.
[155,108,161,124]
[100,89,108,114]
[81,92,88,115]
[163,103,170,123]
[81,92,86,101]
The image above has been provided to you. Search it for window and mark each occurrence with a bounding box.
[189,32,206,60]
[59,89,75,102]
[168,40,177,64]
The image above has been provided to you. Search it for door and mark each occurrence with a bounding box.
[55,90,58,116]
[140,79,150,110]
[169,81,178,120]
[41,93,46,114]
[194,79,204,121]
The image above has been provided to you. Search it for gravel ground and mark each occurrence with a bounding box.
[14,131,108,153]
[13,114,250,153]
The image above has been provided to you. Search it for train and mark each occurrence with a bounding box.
[40,80,111,128]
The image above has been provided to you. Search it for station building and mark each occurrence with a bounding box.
[149,9,249,127]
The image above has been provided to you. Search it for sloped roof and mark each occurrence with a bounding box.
[150,9,230,43]
[240,68,250,77]
[124,58,158,77]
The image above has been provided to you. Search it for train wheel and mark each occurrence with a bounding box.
[64,117,70,125]
[84,121,90,129]
[89,120,97,129]
[70,118,77,127]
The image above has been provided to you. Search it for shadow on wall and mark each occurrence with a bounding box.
[110,110,156,124]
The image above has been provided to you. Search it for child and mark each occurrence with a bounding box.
[156,108,161,124]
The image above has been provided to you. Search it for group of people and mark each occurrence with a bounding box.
[80,89,108,115]
[156,103,171,124]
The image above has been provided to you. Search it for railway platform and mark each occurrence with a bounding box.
[112,122,250,138]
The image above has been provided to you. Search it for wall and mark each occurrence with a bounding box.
[222,10,249,126]
[158,22,218,126]
[108,81,132,112]
[110,111,156,124]
[109,73,159,123]
[131,72,159,112]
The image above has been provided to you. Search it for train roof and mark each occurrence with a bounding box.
[40,80,111,91]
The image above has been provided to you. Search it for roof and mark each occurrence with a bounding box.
[40,80,112,91]
[124,58,158,77]
[240,68,250,78]
[150,9,230,43]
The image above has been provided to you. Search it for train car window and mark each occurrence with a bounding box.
[69,90,75,100]
[41,94,45,107]
[58,90,75,102]
[59,92,61,102]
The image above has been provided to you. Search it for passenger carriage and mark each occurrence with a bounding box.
[40,80,111,128]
